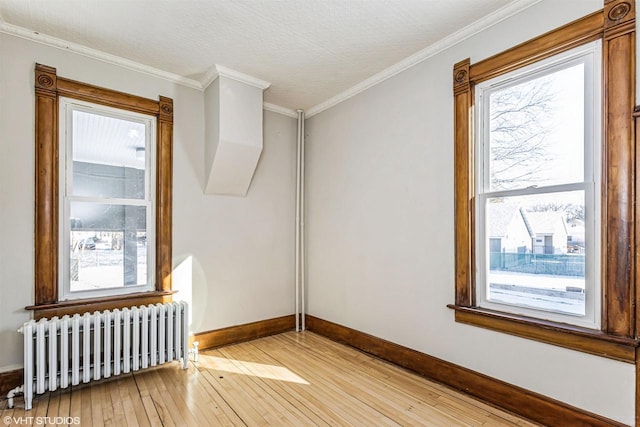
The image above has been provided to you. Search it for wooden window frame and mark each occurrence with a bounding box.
[448,0,639,363]
[30,64,175,319]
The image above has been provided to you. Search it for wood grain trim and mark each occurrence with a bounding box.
[27,291,176,320]
[0,369,23,396]
[605,0,635,31]
[448,305,637,363]
[601,0,636,338]
[453,58,470,96]
[156,97,173,292]
[469,11,604,84]
[192,315,296,351]
[454,2,639,347]
[33,64,174,311]
[634,105,640,427]
[158,96,174,124]
[453,58,474,307]
[56,77,159,115]
[34,64,59,305]
[306,315,627,427]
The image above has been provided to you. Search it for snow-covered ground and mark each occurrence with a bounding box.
[71,247,147,291]
[488,270,585,315]
[489,270,584,291]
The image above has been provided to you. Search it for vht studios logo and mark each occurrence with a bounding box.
[4,416,81,425]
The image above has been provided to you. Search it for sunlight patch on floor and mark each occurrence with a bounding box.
[200,354,310,384]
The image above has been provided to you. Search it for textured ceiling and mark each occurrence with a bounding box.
[0,0,528,111]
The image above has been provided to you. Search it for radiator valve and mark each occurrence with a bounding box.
[189,341,199,363]
[6,385,23,409]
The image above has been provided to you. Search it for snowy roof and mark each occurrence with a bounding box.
[488,201,567,238]
[487,201,521,237]
[524,211,567,236]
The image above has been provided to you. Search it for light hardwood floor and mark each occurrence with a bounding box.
[1,332,538,426]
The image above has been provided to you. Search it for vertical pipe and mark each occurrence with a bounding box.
[181,301,189,369]
[167,303,174,361]
[103,311,111,378]
[174,302,181,359]
[157,303,166,364]
[48,318,58,391]
[71,315,80,386]
[36,320,45,394]
[113,309,121,376]
[149,304,157,367]
[132,307,140,371]
[142,305,149,370]
[123,308,131,374]
[60,316,69,388]
[295,110,303,332]
[23,321,34,410]
[93,312,101,381]
[82,313,91,383]
[300,111,306,331]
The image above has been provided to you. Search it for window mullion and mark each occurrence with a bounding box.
[67,196,151,207]
[481,182,589,199]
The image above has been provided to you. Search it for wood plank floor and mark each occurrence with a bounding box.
[0,332,539,426]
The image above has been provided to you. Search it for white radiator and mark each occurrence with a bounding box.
[9,301,189,410]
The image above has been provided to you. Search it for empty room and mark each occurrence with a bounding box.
[0,0,638,425]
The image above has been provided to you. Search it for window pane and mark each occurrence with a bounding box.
[485,191,585,316]
[69,202,148,291]
[489,64,584,191]
[71,110,146,199]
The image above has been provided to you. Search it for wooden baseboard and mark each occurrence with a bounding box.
[2,315,295,396]
[305,315,626,427]
[192,315,296,351]
[0,369,22,396]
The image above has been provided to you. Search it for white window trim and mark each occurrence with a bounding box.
[474,40,602,329]
[58,97,157,301]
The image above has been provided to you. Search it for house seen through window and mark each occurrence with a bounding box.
[475,41,600,328]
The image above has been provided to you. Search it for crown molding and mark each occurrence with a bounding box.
[200,66,219,90]
[216,64,271,89]
[202,64,271,90]
[0,21,294,115]
[1,0,542,119]
[305,0,542,117]
[263,102,298,118]
[0,21,203,90]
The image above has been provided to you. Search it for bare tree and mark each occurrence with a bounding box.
[530,202,585,221]
[489,76,555,190]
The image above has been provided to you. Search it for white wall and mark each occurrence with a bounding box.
[173,107,297,333]
[0,33,296,370]
[0,1,635,423]
[305,0,635,424]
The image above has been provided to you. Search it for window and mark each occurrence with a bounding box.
[450,2,638,362]
[59,99,156,300]
[31,64,174,318]
[475,42,601,328]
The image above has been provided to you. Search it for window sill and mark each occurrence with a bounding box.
[26,290,177,320]
[447,304,638,363]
